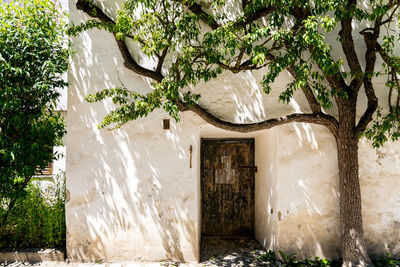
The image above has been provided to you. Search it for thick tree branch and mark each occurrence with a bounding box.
[287,65,322,113]
[300,86,323,113]
[216,59,268,73]
[356,80,378,136]
[238,6,275,27]
[339,1,363,91]
[360,1,399,32]
[356,12,387,135]
[235,48,246,70]
[376,42,400,111]
[182,1,275,30]
[356,29,381,135]
[181,1,219,30]
[115,40,165,81]
[76,0,112,23]
[376,42,397,70]
[177,99,338,136]
[156,49,168,73]
[265,51,322,114]
[76,0,164,82]
[156,45,170,73]
[314,50,351,100]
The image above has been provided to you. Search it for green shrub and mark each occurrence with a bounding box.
[373,252,400,267]
[259,250,277,262]
[0,0,68,225]
[259,250,340,266]
[0,175,65,249]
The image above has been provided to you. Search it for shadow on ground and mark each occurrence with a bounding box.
[198,237,272,266]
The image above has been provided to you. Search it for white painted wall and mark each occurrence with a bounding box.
[67,0,400,262]
[360,139,400,257]
[254,129,277,252]
[271,124,341,259]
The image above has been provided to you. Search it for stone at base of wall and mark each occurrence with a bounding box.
[0,248,65,263]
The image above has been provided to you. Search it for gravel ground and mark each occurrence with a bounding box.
[1,238,279,267]
[198,237,277,266]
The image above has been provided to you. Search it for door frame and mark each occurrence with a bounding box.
[200,138,255,238]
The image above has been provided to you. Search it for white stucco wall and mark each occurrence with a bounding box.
[67,1,201,261]
[360,139,400,257]
[269,124,341,259]
[254,129,278,252]
[67,0,400,262]
[253,124,400,260]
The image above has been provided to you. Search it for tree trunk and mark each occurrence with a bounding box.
[337,104,373,267]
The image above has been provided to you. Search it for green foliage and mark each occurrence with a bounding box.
[86,87,164,128]
[71,0,400,150]
[0,175,66,249]
[0,0,68,205]
[365,108,400,148]
[302,256,332,267]
[373,252,400,267]
[279,250,300,265]
[260,250,339,266]
[258,249,277,262]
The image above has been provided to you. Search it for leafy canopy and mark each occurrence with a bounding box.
[71,0,400,147]
[0,0,69,200]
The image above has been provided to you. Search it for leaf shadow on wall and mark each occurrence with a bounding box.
[67,4,199,261]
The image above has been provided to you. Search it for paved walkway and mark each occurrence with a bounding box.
[1,238,279,267]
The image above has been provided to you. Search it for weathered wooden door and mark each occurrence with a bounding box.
[201,138,255,236]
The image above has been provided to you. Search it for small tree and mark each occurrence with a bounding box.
[0,0,68,225]
[71,0,400,266]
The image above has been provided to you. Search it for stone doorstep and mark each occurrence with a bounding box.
[0,248,65,263]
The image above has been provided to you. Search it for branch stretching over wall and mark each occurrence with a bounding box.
[177,99,338,136]
[76,0,164,81]
[75,0,339,137]
[339,0,363,92]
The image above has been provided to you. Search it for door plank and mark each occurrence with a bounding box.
[201,138,255,236]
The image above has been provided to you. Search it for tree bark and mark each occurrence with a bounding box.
[336,102,372,267]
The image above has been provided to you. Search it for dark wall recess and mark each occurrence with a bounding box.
[163,119,170,130]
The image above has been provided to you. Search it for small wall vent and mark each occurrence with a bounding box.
[163,119,170,130]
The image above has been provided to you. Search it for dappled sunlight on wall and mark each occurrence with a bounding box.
[267,124,340,260]
[199,122,341,260]
[67,1,201,262]
[67,0,400,263]
[192,65,311,124]
[255,128,278,252]
[359,139,400,258]
[66,105,201,262]
[67,2,343,258]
